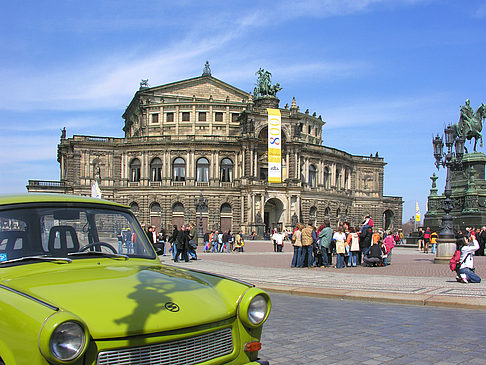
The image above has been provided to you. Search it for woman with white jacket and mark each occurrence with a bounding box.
[457,236,481,283]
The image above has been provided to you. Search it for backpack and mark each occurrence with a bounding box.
[450,250,471,271]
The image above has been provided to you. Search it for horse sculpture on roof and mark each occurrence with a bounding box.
[253,68,282,98]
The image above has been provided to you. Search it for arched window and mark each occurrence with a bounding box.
[323,167,330,189]
[220,158,234,182]
[196,157,209,182]
[309,164,317,188]
[129,202,139,212]
[150,158,162,182]
[130,158,141,182]
[309,206,317,222]
[324,207,330,216]
[220,203,232,213]
[172,202,184,213]
[150,202,161,213]
[172,158,186,182]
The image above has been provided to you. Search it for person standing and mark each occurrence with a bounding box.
[168,225,179,261]
[291,223,303,267]
[318,219,333,268]
[358,218,373,265]
[174,224,189,262]
[188,222,198,260]
[347,227,360,267]
[333,226,346,268]
[417,227,424,251]
[234,231,244,252]
[272,229,284,252]
[299,221,314,268]
[423,227,431,253]
[383,230,396,265]
[430,230,439,254]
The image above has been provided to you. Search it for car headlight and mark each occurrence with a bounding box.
[50,321,86,361]
[248,295,268,325]
[238,288,271,328]
[39,312,88,364]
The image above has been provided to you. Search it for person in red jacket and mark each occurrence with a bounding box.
[423,227,431,253]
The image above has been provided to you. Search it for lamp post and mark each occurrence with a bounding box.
[194,193,207,237]
[432,125,465,262]
[433,125,465,238]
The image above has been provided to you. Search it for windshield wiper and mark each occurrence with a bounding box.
[0,255,72,265]
[67,251,129,260]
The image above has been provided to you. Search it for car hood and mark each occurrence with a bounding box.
[1,259,248,339]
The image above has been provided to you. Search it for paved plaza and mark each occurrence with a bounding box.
[258,292,486,364]
[164,240,486,309]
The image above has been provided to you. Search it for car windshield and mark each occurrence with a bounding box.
[0,204,155,264]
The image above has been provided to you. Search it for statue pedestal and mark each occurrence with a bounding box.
[434,238,456,264]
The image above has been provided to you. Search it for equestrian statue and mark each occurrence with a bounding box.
[253,68,282,98]
[454,99,486,153]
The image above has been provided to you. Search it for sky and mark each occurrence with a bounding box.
[1,0,485,223]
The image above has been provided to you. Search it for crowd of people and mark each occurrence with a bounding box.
[286,215,399,268]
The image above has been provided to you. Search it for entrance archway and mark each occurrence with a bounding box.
[264,198,285,234]
[383,209,394,230]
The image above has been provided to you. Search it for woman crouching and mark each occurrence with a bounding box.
[456,235,481,283]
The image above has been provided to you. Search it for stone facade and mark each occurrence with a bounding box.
[28,71,403,235]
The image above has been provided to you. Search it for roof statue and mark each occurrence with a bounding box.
[253,68,282,98]
[454,99,486,152]
[139,79,149,90]
[202,61,211,76]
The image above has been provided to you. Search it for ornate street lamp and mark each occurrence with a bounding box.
[194,193,208,237]
[433,126,465,238]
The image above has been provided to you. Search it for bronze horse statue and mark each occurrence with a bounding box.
[454,101,486,153]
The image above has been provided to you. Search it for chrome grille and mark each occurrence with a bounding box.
[97,328,233,365]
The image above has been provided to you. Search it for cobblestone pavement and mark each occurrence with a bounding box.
[258,292,486,364]
[163,241,486,308]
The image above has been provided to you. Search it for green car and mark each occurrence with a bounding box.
[0,194,271,365]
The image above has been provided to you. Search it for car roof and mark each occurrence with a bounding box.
[0,194,128,209]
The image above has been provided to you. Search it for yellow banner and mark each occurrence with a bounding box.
[267,108,281,183]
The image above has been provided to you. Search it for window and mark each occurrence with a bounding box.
[181,112,190,122]
[172,157,186,182]
[198,112,206,122]
[150,158,162,182]
[323,167,330,189]
[215,112,223,122]
[166,112,174,122]
[220,158,234,182]
[231,113,239,122]
[151,113,159,123]
[130,158,141,182]
[196,157,209,182]
[309,164,317,188]
[150,202,161,213]
[220,203,232,214]
[308,125,311,134]
[129,202,139,212]
[259,167,268,181]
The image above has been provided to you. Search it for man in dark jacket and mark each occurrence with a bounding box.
[358,223,372,265]
[174,224,189,262]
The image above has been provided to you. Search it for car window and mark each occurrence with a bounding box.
[0,205,155,263]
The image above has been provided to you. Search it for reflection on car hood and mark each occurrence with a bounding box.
[1,260,248,339]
